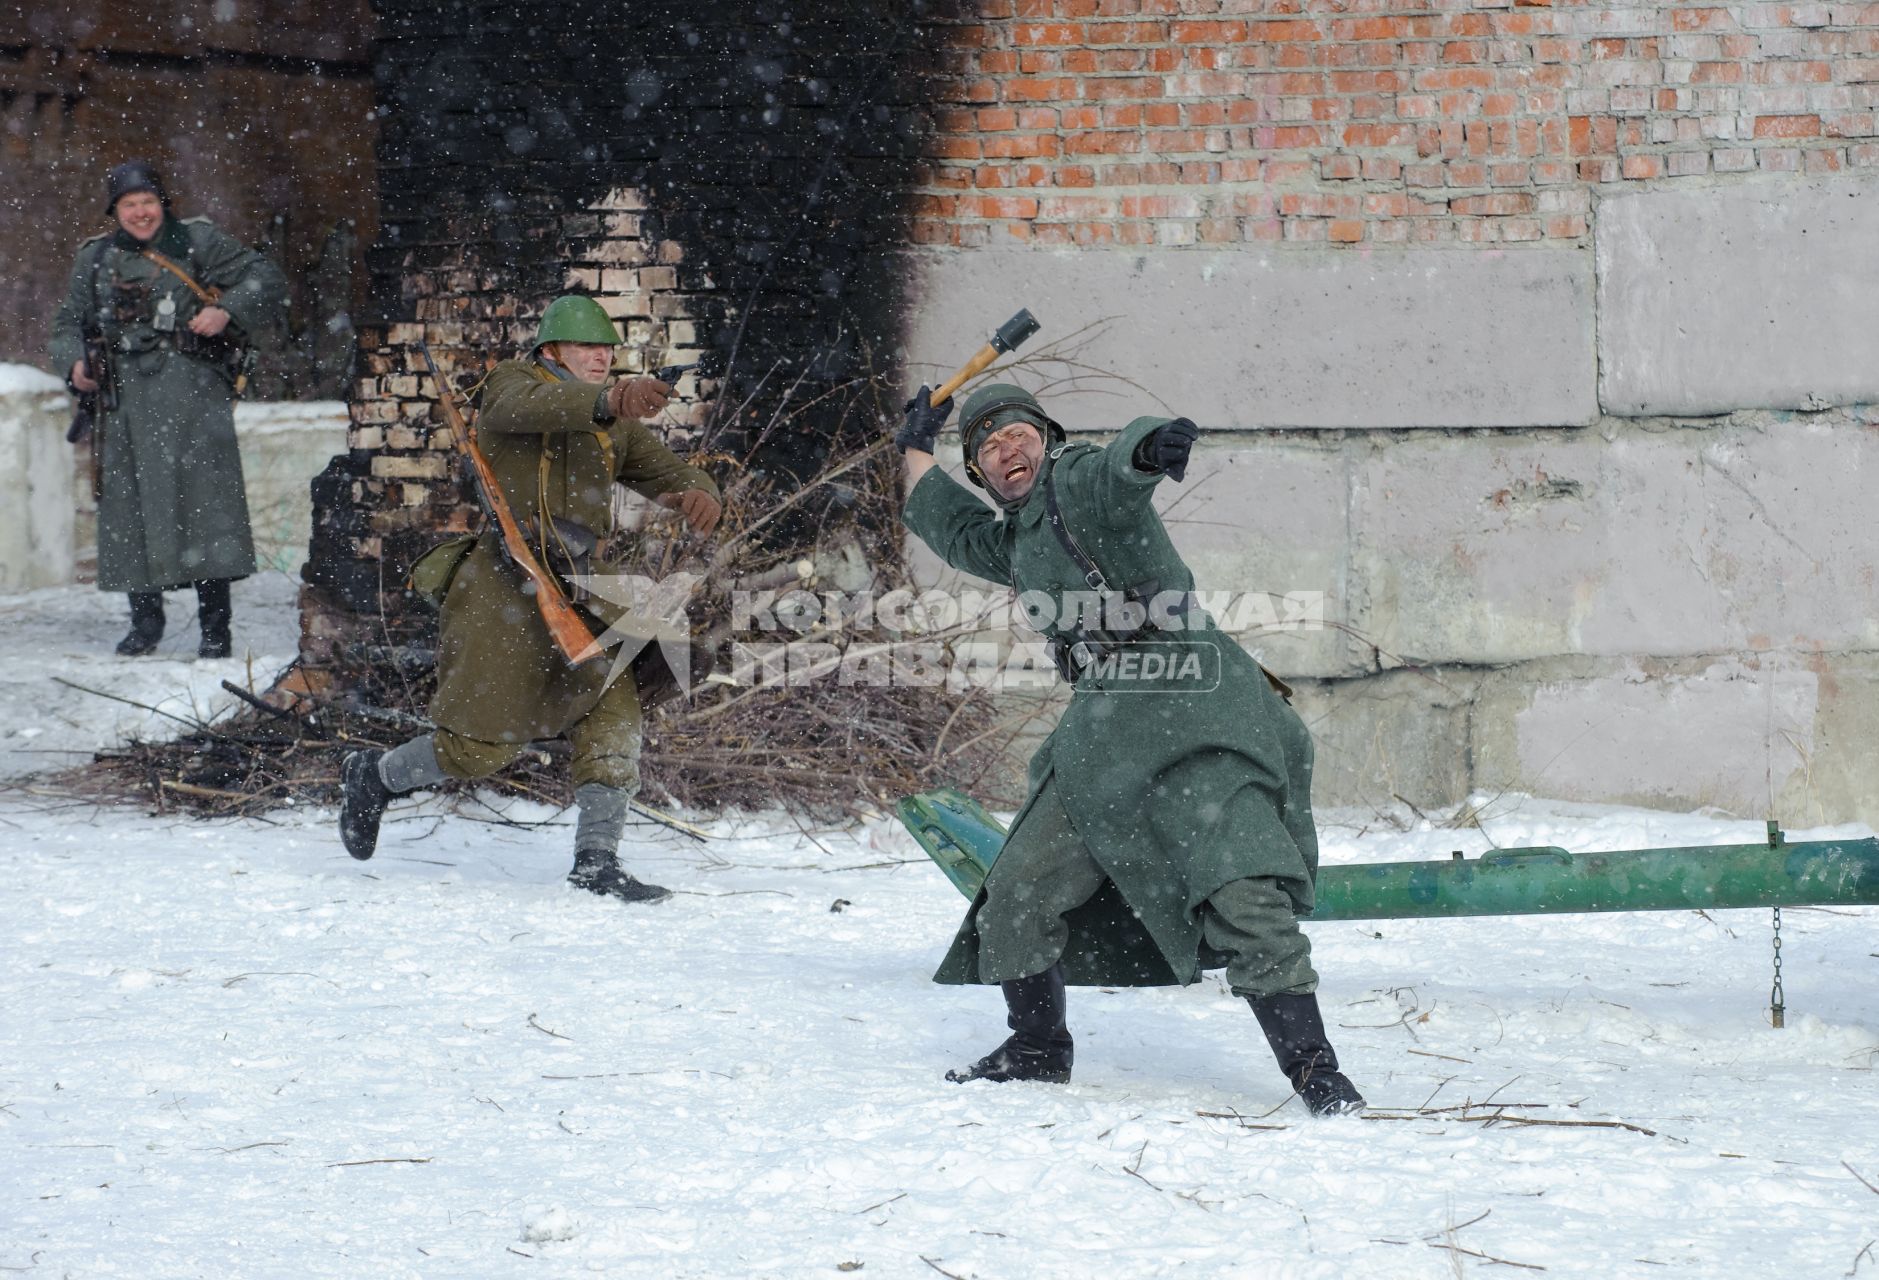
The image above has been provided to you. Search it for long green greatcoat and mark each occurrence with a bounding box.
[903,419,1320,987]
[428,358,719,744]
[49,216,286,592]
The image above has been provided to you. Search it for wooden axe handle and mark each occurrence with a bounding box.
[929,344,1004,407]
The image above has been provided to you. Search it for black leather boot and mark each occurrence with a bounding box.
[195,579,232,659]
[338,749,391,861]
[568,848,671,903]
[947,963,1074,1084]
[1248,992,1366,1116]
[115,590,165,656]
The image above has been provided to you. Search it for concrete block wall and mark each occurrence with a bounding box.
[902,3,1879,824]
[312,1,945,669]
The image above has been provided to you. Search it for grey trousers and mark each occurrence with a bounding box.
[975,775,1318,998]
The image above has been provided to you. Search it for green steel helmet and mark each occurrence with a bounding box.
[958,382,1065,488]
[533,295,620,349]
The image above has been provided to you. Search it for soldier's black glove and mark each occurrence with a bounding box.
[897,385,953,454]
[1134,416,1200,482]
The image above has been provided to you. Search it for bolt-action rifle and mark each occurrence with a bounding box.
[417,340,603,668]
[66,328,116,500]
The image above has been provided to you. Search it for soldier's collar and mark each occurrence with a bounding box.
[112,216,192,260]
[533,352,576,382]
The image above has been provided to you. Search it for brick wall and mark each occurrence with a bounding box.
[912,0,1879,247]
[1,1,376,389]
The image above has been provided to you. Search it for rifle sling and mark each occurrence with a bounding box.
[139,248,222,305]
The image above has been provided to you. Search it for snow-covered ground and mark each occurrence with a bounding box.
[0,571,301,781]
[1,585,1875,1278]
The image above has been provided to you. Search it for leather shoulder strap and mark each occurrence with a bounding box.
[1042,465,1110,592]
[139,248,220,304]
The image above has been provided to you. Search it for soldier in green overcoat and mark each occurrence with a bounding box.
[896,381,1365,1116]
[338,296,722,903]
[50,160,287,658]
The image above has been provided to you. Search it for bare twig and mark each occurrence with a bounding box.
[527,1013,572,1042]
[1427,1242,1545,1271]
[327,1157,433,1168]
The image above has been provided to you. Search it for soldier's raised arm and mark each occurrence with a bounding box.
[1072,415,1203,529]
[897,385,1015,587]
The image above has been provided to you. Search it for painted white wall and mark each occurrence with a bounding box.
[0,366,77,593]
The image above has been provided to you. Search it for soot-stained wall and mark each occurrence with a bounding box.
[307,0,953,662]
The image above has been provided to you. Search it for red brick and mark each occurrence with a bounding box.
[1171,20,1247,42]
[1080,76,1160,99]
[1754,114,1822,137]
[1012,22,1083,45]
[1343,122,1418,147]
[963,194,1039,219]
[1006,77,1081,101]
[1083,20,1168,44]
[1065,131,1141,154]
[1336,16,1411,41]
[1673,7,1737,30]
[1451,192,1536,215]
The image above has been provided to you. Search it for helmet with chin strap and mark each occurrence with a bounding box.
[958,382,1066,489]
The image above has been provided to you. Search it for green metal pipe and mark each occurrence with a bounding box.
[1309,835,1879,921]
[896,789,1879,919]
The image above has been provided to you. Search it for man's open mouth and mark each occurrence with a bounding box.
[1005,462,1030,484]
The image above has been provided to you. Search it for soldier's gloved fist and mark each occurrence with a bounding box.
[658,488,722,536]
[609,376,673,421]
[897,386,953,454]
[1135,416,1201,482]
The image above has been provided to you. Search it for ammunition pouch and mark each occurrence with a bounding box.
[1046,590,1198,683]
[1044,592,1293,702]
[174,328,257,393]
[407,534,478,606]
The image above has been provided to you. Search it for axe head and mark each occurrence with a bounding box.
[989,308,1041,355]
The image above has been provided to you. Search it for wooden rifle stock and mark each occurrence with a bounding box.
[417,342,603,668]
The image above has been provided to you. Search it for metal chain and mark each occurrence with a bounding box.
[1769,906,1786,1029]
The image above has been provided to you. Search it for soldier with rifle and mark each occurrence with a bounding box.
[896,359,1366,1116]
[339,296,721,904]
[50,160,287,658]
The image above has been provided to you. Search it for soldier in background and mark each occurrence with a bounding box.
[338,296,722,904]
[50,160,287,658]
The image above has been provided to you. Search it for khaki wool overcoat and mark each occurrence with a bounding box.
[428,358,718,744]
